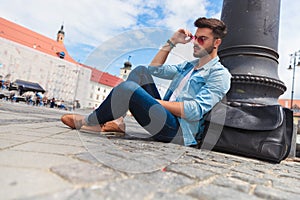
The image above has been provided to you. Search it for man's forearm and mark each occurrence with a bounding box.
[157,99,185,118]
[149,40,175,67]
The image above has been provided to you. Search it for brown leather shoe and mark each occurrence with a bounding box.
[81,124,102,132]
[101,119,125,133]
[61,114,85,129]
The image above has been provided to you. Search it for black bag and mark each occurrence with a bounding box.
[200,102,293,163]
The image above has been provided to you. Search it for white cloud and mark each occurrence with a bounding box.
[1,0,299,98]
[160,0,209,31]
[0,0,218,45]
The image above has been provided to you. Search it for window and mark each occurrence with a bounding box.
[90,93,93,99]
[96,94,99,100]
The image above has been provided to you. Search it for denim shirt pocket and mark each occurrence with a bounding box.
[187,76,206,97]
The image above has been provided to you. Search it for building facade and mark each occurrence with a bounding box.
[0,17,122,108]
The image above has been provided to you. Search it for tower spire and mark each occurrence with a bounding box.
[120,55,132,80]
[56,24,65,43]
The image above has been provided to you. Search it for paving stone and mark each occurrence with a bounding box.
[276,170,300,180]
[77,133,186,173]
[26,125,68,134]
[150,192,197,200]
[37,137,84,147]
[184,149,246,166]
[51,131,82,141]
[90,179,159,200]
[241,162,276,175]
[186,160,232,174]
[31,179,156,200]
[75,152,100,164]
[83,148,178,173]
[0,166,72,200]
[22,188,105,200]
[0,132,42,142]
[10,129,56,137]
[229,171,271,185]
[32,188,196,200]
[271,177,300,194]
[23,122,62,130]
[254,185,300,200]
[11,141,86,155]
[230,165,266,177]
[186,185,263,200]
[0,138,24,149]
[132,170,195,192]
[212,176,252,193]
[50,162,123,185]
[166,163,216,180]
[0,149,80,169]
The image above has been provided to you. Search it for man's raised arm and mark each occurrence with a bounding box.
[149,29,192,67]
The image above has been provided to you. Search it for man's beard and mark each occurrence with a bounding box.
[193,45,214,58]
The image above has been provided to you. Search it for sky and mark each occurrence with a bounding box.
[1,0,300,99]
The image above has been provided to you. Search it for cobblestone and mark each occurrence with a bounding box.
[0,101,300,200]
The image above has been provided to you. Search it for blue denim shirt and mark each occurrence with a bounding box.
[148,56,231,146]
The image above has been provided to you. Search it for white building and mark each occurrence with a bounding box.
[0,17,123,108]
[80,64,123,109]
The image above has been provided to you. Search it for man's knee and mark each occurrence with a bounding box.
[130,65,150,76]
[132,65,148,72]
[116,81,139,93]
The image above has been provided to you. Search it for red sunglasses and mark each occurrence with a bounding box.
[191,35,209,45]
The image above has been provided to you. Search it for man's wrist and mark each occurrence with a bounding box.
[166,39,176,49]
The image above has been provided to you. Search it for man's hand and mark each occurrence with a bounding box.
[156,99,185,118]
[169,29,193,45]
[149,29,193,67]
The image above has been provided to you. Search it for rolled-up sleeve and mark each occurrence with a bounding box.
[148,64,182,80]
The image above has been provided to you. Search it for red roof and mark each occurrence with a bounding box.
[0,17,123,87]
[80,64,123,87]
[0,17,76,63]
[278,99,300,117]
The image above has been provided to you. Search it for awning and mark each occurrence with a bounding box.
[13,79,45,93]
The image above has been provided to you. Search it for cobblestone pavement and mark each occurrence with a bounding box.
[0,101,300,200]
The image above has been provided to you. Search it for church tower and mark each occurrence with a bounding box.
[120,56,132,80]
[56,25,65,43]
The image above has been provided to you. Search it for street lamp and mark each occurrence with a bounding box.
[73,68,80,103]
[288,50,300,109]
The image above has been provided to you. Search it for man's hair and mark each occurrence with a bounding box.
[194,17,227,39]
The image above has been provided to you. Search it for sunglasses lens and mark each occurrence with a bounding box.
[197,37,204,45]
[193,36,204,45]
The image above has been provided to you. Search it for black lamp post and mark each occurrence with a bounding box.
[219,0,286,105]
[288,50,300,109]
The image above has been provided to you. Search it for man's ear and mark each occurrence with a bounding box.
[214,38,222,48]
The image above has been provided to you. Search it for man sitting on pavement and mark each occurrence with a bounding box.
[61,17,231,146]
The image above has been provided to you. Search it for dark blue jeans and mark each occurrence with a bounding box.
[86,66,183,144]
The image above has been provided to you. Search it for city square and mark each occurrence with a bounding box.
[0,101,299,199]
[1,0,300,199]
